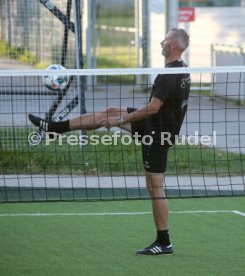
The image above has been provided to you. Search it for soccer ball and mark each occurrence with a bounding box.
[43,64,69,91]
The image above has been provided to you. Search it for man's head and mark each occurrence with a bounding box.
[161,28,189,58]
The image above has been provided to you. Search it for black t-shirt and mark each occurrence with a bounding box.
[148,60,190,145]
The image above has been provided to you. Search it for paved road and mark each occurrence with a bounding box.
[1,174,244,190]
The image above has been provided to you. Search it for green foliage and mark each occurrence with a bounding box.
[18,49,38,65]
[0,40,39,66]
[97,15,134,27]
[35,61,52,69]
[0,40,22,59]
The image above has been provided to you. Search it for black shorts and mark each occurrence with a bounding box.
[127,107,169,174]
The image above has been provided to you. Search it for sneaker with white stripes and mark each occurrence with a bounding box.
[28,114,50,132]
[136,243,173,256]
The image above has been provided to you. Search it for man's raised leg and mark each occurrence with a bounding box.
[28,107,128,133]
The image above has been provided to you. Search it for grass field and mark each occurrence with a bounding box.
[0,197,244,276]
[1,129,245,176]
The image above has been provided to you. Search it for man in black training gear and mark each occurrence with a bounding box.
[28,28,190,256]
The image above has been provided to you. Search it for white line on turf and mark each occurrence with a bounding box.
[232,210,245,217]
[0,210,241,217]
[170,210,233,214]
[0,212,151,217]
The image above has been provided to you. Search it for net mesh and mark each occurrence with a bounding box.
[0,67,245,202]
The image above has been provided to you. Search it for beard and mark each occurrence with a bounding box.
[161,47,169,57]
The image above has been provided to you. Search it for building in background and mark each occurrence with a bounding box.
[0,0,245,69]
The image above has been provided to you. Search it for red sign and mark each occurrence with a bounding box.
[178,7,195,22]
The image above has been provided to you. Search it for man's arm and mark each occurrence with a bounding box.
[123,97,163,124]
[99,97,163,129]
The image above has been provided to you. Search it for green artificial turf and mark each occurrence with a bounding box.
[0,198,244,276]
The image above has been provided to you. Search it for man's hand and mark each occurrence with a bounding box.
[98,97,163,129]
[98,116,120,129]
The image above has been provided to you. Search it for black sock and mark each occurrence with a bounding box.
[49,120,70,133]
[155,230,171,246]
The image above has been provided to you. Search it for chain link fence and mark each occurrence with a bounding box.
[0,0,77,68]
[0,0,140,69]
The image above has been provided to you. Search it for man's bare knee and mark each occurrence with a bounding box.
[145,172,165,198]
